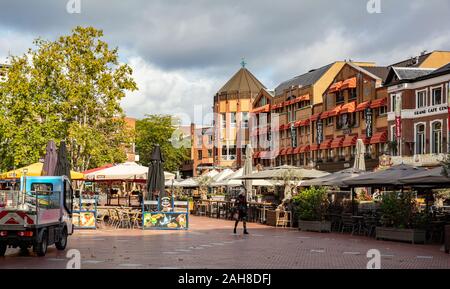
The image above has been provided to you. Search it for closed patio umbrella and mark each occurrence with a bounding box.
[354,139,366,171]
[42,140,58,176]
[243,144,253,201]
[55,141,71,181]
[146,145,165,201]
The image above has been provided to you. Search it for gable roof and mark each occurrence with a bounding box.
[218,67,266,94]
[389,52,432,68]
[359,66,390,83]
[274,63,334,96]
[385,67,435,85]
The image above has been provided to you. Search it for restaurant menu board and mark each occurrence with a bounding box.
[143,212,188,229]
[142,199,189,230]
[73,197,98,229]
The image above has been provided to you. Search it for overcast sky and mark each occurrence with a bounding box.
[1,0,450,124]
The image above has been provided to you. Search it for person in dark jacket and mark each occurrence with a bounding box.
[233,192,249,235]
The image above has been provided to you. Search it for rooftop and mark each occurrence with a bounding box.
[217,67,266,95]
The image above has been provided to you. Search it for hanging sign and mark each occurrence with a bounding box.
[365,108,373,138]
[317,120,324,144]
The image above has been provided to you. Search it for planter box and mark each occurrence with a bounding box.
[298,220,331,233]
[445,225,450,254]
[376,227,426,244]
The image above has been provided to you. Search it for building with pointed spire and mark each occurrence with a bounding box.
[213,63,266,169]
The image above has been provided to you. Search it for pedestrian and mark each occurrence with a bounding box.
[233,192,249,235]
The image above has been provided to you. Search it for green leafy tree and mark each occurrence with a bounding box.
[293,187,329,221]
[0,26,137,172]
[136,115,189,172]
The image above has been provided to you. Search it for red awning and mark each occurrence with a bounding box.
[293,147,302,154]
[279,148,287,155]
[321,105,342,119]
[356,101,371,112]
[359,136,371,145]
[260,151,270,158]
[251,104,271,114]
[286,148,294,155]
[370,98,387,109]
[319,139,333,150]
[331,137,345,149]
[271,103,283,110]
[342,135,358,147]
[299,145,310,153]
[310,144,320,151]
[320,111,330,120]
[341,77,357,90]
[329,81,343,93]
[310,113,321,122]
[253,152,261,159]
[340,101,356,114]
[370,131,388,144]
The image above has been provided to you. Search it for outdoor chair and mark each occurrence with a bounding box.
[107,209,119,227]
[341,214,356,234]
[130,210,142,229]
[116,209,132,229]
[276,210,291,228]
[96,209,108,228]
[363,216,378,237]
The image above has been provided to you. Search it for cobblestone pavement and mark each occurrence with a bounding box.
[1,216,449,269]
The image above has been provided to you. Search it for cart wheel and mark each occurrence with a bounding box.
[55,228,68,251]
[0,244,6,257]
[35,232,48,257]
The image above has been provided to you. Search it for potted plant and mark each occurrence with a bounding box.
[376,192,426,244]
[293,187,331,233]
[256,194,263,203]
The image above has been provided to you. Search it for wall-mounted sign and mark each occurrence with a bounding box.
[365,108,373,138]
[317,120,323,144]
[414,105,447,116]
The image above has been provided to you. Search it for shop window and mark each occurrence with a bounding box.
[378,106,387,116]
[336,91,344,104]
[349,88,357,100]
[230,113,237,127]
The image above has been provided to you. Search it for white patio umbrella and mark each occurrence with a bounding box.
[354,139,366,171]
[243,144,254,201]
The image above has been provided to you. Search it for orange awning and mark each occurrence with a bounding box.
[321,105,342,119]
[370,98,387,109]
[271,103,283,110]
[341,77,357,90]
[329,81,343,93]
[331,137,345,149]
[340,101,356,114]
[319,139,333,150]
[370,131,388,144]
[356,101,371,112]
[252,104,271,114]
[294,119,310,127]
[342,135,358,147]
[320,111,330,120]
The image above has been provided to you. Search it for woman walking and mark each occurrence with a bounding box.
[233,192,249,235]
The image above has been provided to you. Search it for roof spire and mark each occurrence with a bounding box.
[241,57,247,68]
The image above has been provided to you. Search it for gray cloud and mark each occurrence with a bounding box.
[1,0,450,122]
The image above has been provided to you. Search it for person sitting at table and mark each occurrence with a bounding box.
[233,192,249,235]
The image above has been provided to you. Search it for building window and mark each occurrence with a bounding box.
[336,91,344,104]
[432,87,443,106]
[208,149,213,158]
[431,121,442,154]
[198,150,203,160]
[221,113,226,128]
[241,112,249,128]
[416,90,427,108]
[415,123,426,155]
[349,88,357,100]
[288,107,295,123]
[379,106,387,116]
[390,94,396,112]
[230,112,237,127]
[325,117,334,126]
